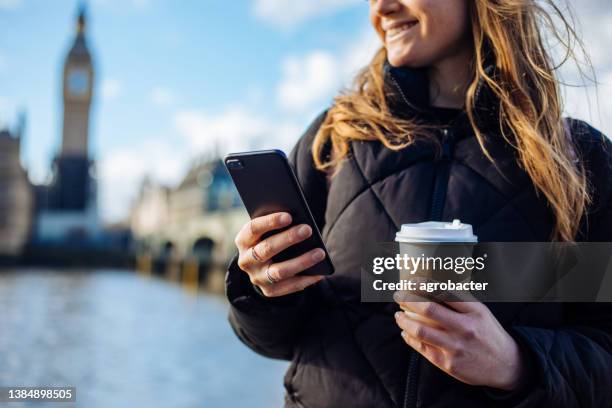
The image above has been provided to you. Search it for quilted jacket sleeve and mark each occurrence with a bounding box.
[487,119,612,407]
[226,111,329,360]
[504,303,612,407]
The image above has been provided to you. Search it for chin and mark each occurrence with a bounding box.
[386,52,423,68]
[386,44,429,68]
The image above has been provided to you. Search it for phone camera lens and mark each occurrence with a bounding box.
[226,159,244,169]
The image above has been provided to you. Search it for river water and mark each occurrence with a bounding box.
[0,269,288,407]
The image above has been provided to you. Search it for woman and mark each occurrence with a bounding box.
[226,0,612,406]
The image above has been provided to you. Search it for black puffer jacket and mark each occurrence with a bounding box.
[226,61,612,407]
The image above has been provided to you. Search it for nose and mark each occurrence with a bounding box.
[372,0,401,16]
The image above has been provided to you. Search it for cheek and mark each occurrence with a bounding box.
[424,1,470,52]
[388,1,469,66]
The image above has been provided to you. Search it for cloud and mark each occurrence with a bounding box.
[342,28,381,80]
[101,78,121,101]
[0,0,22,10]
[562,69,612,138]
[173,106,301,155]
[150,86,176,107]
[98,139,186,222]
[277,51,338,112]
[597,72,612,136]
[552,0,612,137]
[275,27,380,114]
[252,0,361,30]
[570,1,612,70]
[0,96,10,111]
[174,107,267,153]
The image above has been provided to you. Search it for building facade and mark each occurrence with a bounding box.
[130,177,170,244]
[130,156,246,264]
[0,114,33,256]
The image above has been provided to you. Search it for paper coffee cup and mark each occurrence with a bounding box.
[394,219,478,283]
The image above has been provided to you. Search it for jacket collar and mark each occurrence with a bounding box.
[383,56,500,134]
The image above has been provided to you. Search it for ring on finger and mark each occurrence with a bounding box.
[251,246,263,263]
[265,264,277,285]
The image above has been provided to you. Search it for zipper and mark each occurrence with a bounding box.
[389,73,412,110]
[430,128,453,221]
[403,128,454,408]
[403,352,419,408]
[389,69,456,408]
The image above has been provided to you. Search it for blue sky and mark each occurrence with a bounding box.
[1,0,611,223]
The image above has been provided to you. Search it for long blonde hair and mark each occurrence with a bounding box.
[312,0,593,241]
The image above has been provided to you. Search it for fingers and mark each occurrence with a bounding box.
[237,223,313,272]
[235,212,292,249]
[396,300,464,331]
[254,248,326,284]
[250,224,313,263]
[395,311,458,351]
[401,310,444,330]
[257,275,324,298]
[400,330,446,370]
[233,213,326,299]
[444,298,482,314]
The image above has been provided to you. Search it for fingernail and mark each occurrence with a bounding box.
[280,213,291,224]
[400,331,407,339]
[394,311,402,320]
[298,225,311,238]
[311,249,325,261]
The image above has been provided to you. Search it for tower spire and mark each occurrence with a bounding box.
[77,2,87,35]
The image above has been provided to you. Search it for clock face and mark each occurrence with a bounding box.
[67,68,89,96]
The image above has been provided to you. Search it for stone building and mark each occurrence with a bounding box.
[130,177,170,244]
[0,114,33,256]
[130,155,245,263]
[168,156,242,227]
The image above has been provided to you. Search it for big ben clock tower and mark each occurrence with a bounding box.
[62,8,93,157]
[36,5,100,242]
[48,5,97,213]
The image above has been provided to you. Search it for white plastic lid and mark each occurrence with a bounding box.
[395,219,478,243]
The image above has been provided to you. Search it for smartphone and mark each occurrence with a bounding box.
[224,149,334,276]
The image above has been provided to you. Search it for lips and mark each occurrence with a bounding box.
[385,21,418,41]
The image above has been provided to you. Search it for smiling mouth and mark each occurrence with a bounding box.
[385,21,419,41]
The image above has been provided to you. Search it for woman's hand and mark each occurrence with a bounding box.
[234,211,326,297]
[394,296,524,391]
